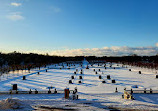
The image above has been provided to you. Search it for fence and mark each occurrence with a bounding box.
[0,90,74,95]
[125,89,158,94]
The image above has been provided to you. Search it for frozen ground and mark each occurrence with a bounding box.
[0,60,158,110]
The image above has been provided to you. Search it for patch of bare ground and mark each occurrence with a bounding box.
[33,105,78,111]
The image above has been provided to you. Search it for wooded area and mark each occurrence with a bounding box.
[0,52,158,74]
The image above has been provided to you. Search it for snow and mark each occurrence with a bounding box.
[0,59,158,110]
[0,98,33,110]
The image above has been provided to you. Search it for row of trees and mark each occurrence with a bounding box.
[0,52,67,74]
[86,55,158,69]
[0,52,158,74]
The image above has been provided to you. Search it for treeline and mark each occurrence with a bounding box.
[0,51,66,67]
[0,52,158,74]
[0,52,67,74]
[86,55,158,69]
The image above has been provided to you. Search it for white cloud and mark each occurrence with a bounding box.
[49,46,158,57]
[11,2,22,7]
[156,43,158,47]
[6,12,24,21]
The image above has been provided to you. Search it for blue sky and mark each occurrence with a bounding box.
[0,0,158,56]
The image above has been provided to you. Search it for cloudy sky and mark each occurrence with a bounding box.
[0,0,158,56]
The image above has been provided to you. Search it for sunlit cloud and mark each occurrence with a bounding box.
[49,46,158,57]
[1,46,157,57]
[156,43,158,47]
[6,12,24,21]
[11,2,22,7]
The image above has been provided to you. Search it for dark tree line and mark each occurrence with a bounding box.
[85,55,158,69]
[0,52,66,74]
[0,52,158,74]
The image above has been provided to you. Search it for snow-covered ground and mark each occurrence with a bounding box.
[0,60,158,110]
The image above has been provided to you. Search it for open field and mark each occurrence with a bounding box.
[0,60,158,110]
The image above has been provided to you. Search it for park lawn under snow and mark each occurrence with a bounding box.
[0,61,158,110]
